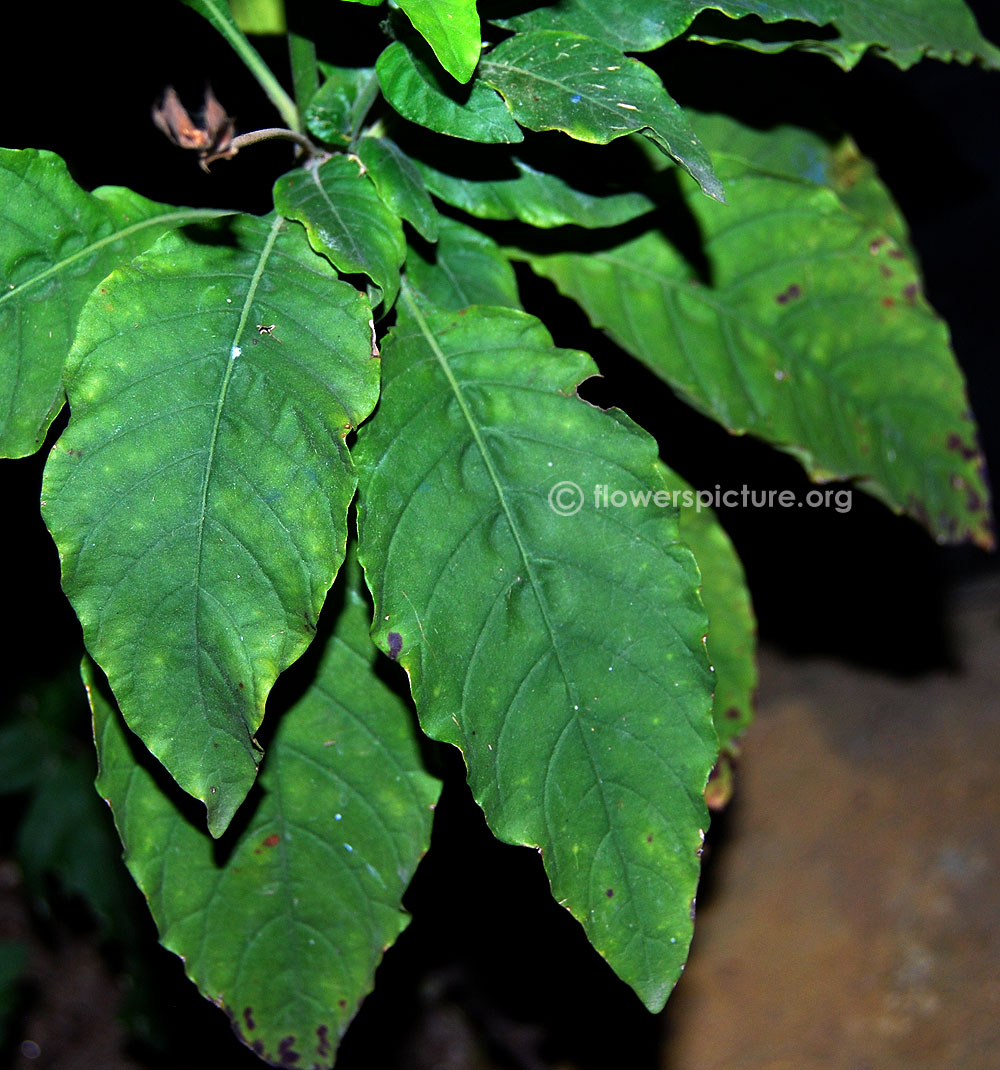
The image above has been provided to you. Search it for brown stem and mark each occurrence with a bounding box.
[229,127,321,158]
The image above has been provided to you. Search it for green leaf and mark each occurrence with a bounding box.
[690,0,1000,71]
[355,297,717,1010]
[404,217,522,311]
[273,156,406,307]
[666,465,756,750]
[182,0,300,130]
[519,155,993,548]
[358,136,440,242]
[825,0,1000,70]
[87,557,440,1069]
[0,148,226,458]
[229,0,286,34]
[416,153,654,228]
[288,33,320,116]
[397,0,482,83]
[304,65,378,146]
[494,0,838,53]
[376,40,524,144]
[477,32,725,202]
[688,113,912,248]
[42,215,380,836]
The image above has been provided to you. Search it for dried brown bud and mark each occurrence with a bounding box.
[152,86,237,172]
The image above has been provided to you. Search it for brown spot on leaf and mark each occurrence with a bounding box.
[946,433,977,461]
[243,1007,256,1031]
[903,282,919,302]
[605,888,614,898]
[775,283,802,305]
[317,1025,332,1057]
[263,833,280,848]
[881,296,895,308]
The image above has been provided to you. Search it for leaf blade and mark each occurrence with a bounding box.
[397,0,482,83]
[478,31,724,201]
[0,148,227,458]
[355,297,717,1009]
[87,556,439,1068]
[376,40,524,144]
[273,156,406,307]
[43,215,380,835]
[493,0,838,53]
[519,156,993,548]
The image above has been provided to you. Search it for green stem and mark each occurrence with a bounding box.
[184,0,301,132]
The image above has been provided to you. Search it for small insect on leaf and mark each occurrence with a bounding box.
[256,324,282,344]
[152,86,237,172]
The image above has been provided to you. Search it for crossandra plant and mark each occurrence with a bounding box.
[2,0,995,1064]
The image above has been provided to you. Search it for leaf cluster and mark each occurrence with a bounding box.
[0,0,995,1065]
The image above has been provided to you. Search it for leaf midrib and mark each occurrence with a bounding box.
[0,207,228,306]
[399,286,576,698]
[192,214,286,707]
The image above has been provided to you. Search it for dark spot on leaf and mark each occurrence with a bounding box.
[252,1040,264,1055]
[888,248,904,259]
[277,1035,300,1066]
[316,1025,331,1057]
[605,888,614,898]
[238,681,245,690]
[338,998,347,1009]
[100,287,107,294]
[881,297,895,308]
[903,282,919,302]
[264,833,280,848]
[946,433,977,461]
[879,264,893,278]
[387,631,403,660]
[725,706,740,720]
[869,237,887,254]
[775,283,802,305]
[243,1007,256,1031]
[646,834,653,844]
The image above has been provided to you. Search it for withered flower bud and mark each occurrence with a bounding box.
[152,86,237,172]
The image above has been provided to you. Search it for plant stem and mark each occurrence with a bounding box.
[230,127,320,158]
[184,0,302,132]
